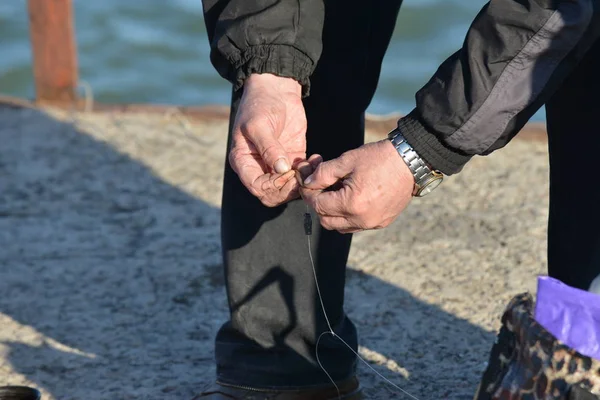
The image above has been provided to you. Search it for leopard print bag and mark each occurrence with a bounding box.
[474,293,600,400]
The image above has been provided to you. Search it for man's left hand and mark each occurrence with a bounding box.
[300,140,415,233]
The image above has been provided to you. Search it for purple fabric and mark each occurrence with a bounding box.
[535,276,600,360]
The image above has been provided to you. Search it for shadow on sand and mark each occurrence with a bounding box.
[0,106,493,399]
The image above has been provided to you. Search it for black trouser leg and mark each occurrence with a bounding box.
[215,0,403,389]
[546,38,600,290]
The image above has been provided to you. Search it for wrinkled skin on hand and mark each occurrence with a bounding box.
[300,140,415,233]
[229,73,308,207]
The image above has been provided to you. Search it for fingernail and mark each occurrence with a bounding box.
[304,174,314,185]
[274,158,290,174]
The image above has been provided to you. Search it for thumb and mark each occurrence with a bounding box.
[249,129,291,174]
[303,156,352,190]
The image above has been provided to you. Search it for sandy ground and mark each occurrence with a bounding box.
[0,105,550,399]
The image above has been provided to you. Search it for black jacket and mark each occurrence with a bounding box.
[202,0,600,175]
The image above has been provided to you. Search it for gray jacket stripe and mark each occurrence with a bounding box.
[447,1,593,154]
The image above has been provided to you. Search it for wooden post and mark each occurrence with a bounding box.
[28,0,79,105]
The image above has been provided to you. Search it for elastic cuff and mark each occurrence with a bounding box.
[398,111,473,175]
[229,45,314,97]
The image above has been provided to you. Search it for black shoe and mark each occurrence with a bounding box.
[0,386,41,400]
[193,377,363,400]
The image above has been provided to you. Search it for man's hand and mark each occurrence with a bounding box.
[230,73,307,207]
[300,140,414,233]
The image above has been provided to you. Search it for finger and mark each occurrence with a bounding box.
[296,161,315,184]
[339,228,362,234]
[229,142,297,200]
[295,170,304,190]
[290,152,309,170]
[295,163,311,201]
[233,159,270,198]
[308,154,323,168]
[319,215,359,233]
[257,170,297,194]
[240,121,291,174]
[293,155,324,194]
[303,157,352,190]
[294,156,321,189]
[273,170,296,190]
[279,173,302,201]
[260,172,301,207]
[302,188,348,217]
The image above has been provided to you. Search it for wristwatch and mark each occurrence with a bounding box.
[387,129,443,197]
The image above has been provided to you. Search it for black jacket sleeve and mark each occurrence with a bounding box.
[202,0,324,96]
[399,0,600,175]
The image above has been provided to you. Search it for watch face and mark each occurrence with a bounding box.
[417,176,443,197]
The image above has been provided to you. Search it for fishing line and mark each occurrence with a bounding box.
[304,206,421,400]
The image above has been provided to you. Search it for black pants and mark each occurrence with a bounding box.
[214,0,600,388]
[547,39,600,290]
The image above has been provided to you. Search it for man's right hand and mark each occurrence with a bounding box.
[229,73,308,207]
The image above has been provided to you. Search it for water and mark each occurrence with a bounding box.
[0,0,544,120]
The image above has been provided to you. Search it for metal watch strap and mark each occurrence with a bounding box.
[388,130,432,185]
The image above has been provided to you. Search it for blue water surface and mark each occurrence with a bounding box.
[0,0,545,121]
